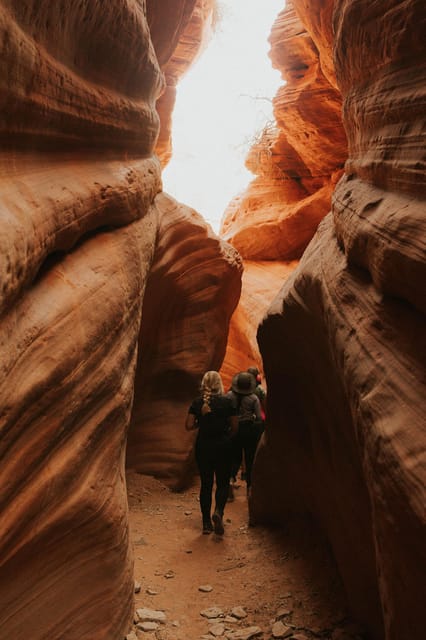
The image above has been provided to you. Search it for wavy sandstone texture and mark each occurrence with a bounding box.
[221,0,347,261]
[0,1,237,639]
[127,192,242,488]
[252,2,426,640]
[220,0,347,380]
[153,0,216,165]
[220,260,297,391]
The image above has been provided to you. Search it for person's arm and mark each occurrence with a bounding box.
[253,395,262,422]
[185,411,197,431]
[258,387,267,416]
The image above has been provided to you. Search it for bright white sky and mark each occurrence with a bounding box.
[162,0,282,232]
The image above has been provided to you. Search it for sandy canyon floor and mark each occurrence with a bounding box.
[126,471,362,640]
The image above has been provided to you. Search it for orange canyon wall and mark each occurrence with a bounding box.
[0,1,240,638]
[1,1,425,639]
[250,2,426,640]
[220,0,347,384]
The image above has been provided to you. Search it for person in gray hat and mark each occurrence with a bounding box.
[226,371,263,494]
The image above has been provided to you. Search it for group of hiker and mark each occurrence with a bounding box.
[185,367,266,536]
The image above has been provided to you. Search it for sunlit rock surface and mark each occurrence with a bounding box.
[220,260,297,391]
[220,0,347,390]
[221,0,347,260]
[0,1,222,638]
[153,0,217,165]
[127,192,242,488]
[252,1,426,639]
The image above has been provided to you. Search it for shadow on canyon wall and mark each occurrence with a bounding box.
[0,1,424,639]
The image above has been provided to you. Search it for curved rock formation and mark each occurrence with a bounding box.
[221,0,347,260]
[0,215,157,639]
[220,259,297,391]
[252,2,426,639]
[0,0,165,635]
[0,1,233,638]
[220,0,347,384]
[153,0,217,165]
[127,192,242,488]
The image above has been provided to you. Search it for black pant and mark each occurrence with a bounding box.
[196,438,232,521]
[231,421,262,488]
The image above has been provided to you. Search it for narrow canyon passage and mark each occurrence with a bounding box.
[125,471,362,640]
[1,1,424,639]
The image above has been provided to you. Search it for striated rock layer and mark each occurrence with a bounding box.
[0,1,164,636]
[0,1,236,638]
[220,0,346,386]
[0,214,157,639]
[153,0,217,166]
[127,192,242,488]
[221,0,347,261]
[220,260,297,391]
[252,1,426,640]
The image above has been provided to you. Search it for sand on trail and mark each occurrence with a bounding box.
[126,471,350,640]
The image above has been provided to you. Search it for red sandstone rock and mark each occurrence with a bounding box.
[0,1,165,635]
[0,2,163,152]
[0,214,158,638]
[154,0,217,165]
[0,154,161,315]
[221,1,347,260]
[0,1,223,638]
[127,192,242,488]
[146,0,197,67]
[220,259,298,392]
[292,0,337,89]
[252,2,426,640]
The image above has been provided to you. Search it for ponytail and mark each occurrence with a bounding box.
[201,389,212,415]
[200,371,224,415]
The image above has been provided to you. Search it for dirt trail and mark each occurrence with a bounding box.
[126,471,357,640]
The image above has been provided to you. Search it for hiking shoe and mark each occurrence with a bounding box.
[212,511,224,535]
[202,520,213,535]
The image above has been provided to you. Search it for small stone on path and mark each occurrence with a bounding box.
[126,633,138,640]
[291,634,309,640]
[210,622,225,636]
[134,581,141,594]
[231,606,247,619]
[137,621,159,631]
[200,606,224,619]
[272,620,293,638]
[198,584,213,592]
[225,627,262,640]
[146,588,158,595]
[136,607,166,624]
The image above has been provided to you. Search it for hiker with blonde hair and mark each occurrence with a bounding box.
[186,371,238,535]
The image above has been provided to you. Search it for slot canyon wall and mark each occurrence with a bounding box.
[220,0,347,384]
[248,2,425,640]
[0,1,239,638]
[1,1,424,639]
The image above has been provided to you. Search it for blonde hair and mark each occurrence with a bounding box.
[200,371,224,415]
